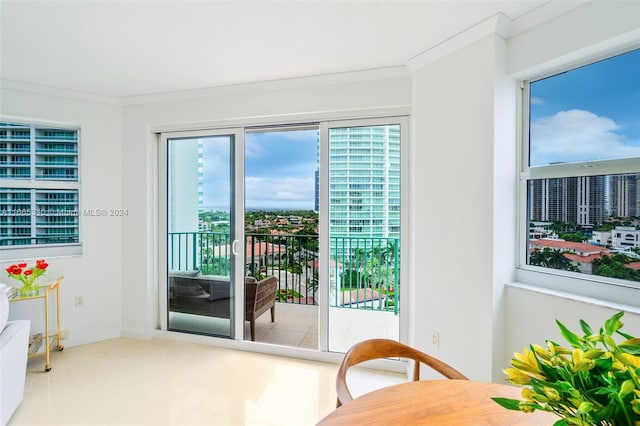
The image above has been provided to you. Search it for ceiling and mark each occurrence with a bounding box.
[0,1,585,98]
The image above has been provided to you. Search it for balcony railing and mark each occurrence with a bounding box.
[0,148,30,153]
[35,136,77,141]
[0,235,79,246]
[0,136,30,141]
[35,148,78,153]
[36,161,78,166]
[168,232,399,313]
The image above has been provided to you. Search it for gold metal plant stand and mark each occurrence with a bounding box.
[8,276,64,372]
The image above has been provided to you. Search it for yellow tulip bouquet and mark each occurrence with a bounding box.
[493,311,640,426]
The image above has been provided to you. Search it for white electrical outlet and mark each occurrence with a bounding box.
[75,296,84,307]
[430,330,439,348]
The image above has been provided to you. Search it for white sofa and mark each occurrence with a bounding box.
[0,288,30,426]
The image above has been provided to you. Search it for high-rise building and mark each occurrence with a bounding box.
[528,175,606,227]
[575,175,606,226]
[0,122,79,246]
[529,178,571,222]
[610,174,640,217]
[167,138,200,233]
[328,125,400,242]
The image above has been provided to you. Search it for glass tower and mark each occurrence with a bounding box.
[328,125,400,241]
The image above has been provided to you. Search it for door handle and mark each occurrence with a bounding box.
[232,239,240,256]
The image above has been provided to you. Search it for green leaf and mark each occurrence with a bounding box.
[579,319,593,336]
[537,362,562,382]
[618,338,640,356]
[617,330,634,340]
[552,420,569,426]
[491,397,521,411]
[552,381,576,393]
[556,319,583,348]
[595,403,615,420]
[604,311,624,336]
[594,356,614,372]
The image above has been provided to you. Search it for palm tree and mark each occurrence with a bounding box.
[592,254,640,282]
[529,248,578,272]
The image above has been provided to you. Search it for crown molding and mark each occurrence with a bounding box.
[406,13,512,72]
[1,79,121,105]
[507,0,591,37]
[121,66,411,106]
[406,1,590,72]
[1,66,411,107]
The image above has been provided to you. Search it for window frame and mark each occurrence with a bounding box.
[0,118,82,261]
[156,112,410,352]
[515,48,640,307]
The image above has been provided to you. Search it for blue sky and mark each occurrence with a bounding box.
[530,48,640,166]
[244,130,318,210]
[200,129,318,210]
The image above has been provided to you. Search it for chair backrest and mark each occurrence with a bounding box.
[245,276,277,317]
[335,338,468,407]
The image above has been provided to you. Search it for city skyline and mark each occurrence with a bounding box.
[529,173,640,227]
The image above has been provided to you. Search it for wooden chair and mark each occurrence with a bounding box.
[244,276,278,341]
[335,338,468,407]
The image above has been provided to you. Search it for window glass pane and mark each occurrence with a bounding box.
[529,49,640,166]
[0,122,80,251]
[527,173,640,282]
[328,123,401,353]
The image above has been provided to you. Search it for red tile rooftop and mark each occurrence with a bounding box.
[530,239,610,255]
[214,239,287,257]
[563,253,606,264]
[627,262,640,270]
[307,259,342,269]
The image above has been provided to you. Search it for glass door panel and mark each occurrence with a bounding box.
[243,126,319,347]
[327,122,402,353]
[166,134,236,337]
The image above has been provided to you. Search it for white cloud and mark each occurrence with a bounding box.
[530,109,640,165]
[245,138,266,159]
[530,96,544,106]
[245,176,314,209]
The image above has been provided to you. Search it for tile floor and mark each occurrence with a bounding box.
[170,302,400,353]
[10,337,405,426]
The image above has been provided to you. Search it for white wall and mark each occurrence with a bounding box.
[409,0,639,382]
[120,71,413,338]
[0,86,124,346]
[505,284,640,360]
[411,34,507,381]
[507,1,640,78]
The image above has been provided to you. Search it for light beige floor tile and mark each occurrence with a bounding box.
[10,338,342,426]
[11,311,405,426]
[259,328,306,347]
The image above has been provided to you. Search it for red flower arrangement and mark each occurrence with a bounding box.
[6,259,49,296]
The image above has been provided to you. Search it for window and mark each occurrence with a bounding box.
[0,121,81,258]
[520,49,640,293]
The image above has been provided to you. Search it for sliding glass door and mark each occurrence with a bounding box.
[325,119,404,353]
[159,116,406,352]
[164,130,240,337]
[243,125,320,347]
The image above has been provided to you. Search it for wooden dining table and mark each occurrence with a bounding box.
[317,379,559,425]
